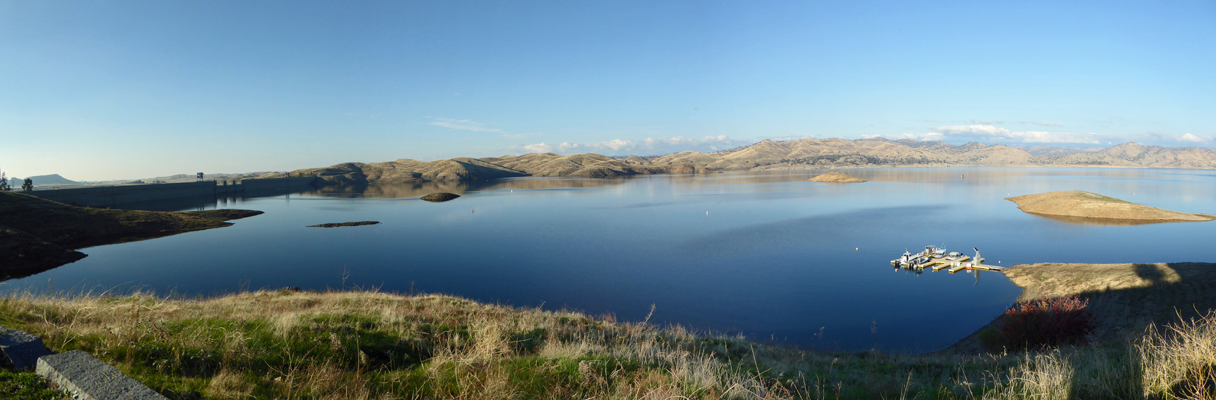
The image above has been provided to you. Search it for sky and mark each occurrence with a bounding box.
[1,1,1213,181]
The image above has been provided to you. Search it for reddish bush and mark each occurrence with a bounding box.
[985,296,1095,352]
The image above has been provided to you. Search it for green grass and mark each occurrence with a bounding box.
[0,370,69,400]
[1,289,1215,399]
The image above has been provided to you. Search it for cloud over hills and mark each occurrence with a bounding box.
[511,135,754,156]
[896,124,1104,144]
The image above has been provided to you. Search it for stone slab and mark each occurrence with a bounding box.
[36,350,168,400]
[0,326,52,370]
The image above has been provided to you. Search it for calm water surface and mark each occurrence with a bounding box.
[7,167,1216,352]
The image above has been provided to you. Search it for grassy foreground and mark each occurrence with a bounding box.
[1,289,1214,399]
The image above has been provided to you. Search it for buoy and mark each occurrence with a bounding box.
[855,247,859,251]
[471,209,475,213]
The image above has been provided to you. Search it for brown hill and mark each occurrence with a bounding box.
[1006,191,1216,224]
[808,172,867,183]
[296,158,528,185]
[286,139,1216,185]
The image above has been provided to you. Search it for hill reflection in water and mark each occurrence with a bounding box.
[306,177,629,199]
[6,167,1216,353]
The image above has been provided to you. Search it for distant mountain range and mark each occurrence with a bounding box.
[8,174,81,188]
[290,138,1216,185]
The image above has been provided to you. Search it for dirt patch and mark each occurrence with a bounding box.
[808,172,867,183]
[306,221,380,228]
[0,192,262,280]
[948,262,1216,353]
[1006,191,1215,224]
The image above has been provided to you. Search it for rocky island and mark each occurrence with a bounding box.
[306,221,380,228]
[420,192,460,202]
[1006,190,1216,224]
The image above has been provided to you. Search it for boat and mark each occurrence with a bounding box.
[891,246,997,274]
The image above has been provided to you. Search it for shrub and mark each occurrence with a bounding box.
[984,296,1094,352]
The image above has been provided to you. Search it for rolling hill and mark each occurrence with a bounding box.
[287,138,1216,186]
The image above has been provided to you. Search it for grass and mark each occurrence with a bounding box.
[0,370,68,400]
[1,288,1214,399]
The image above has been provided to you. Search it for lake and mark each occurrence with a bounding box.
[6,167,1216,352]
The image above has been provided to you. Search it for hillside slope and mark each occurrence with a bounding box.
[288,138,1216,185]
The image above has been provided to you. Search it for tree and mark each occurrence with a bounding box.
[0,171,10,192]
[22,178,33,192]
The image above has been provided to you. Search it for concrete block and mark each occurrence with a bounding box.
[36,350,168,400]
[0,326,52,370]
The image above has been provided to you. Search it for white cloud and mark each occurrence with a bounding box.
[430,118,501,133]
[869,132,945,141]
[869,124,1100,144]
[522,143,554,153]
[929,124,1100,144]
[1180,133,1208,144]
[509,135,752,156]
[762,134,816,142]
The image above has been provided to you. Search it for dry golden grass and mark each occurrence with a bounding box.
[1,288,1214,399]
[1006,191,1216,223]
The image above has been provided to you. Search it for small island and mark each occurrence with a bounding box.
[306,221,381,228]
[808,172,867,183]
[1006,190,1216,224]
[420,192,460,202]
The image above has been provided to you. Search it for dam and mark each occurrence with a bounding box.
[25,177,319,210]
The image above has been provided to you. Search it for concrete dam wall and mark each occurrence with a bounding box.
[28,177,318,209]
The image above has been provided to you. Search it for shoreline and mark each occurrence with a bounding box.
[946,262,1216,353]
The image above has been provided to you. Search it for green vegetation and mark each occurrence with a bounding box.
[1,289,1214,399]
[1073,191,1133,204]
[0,370,68,400]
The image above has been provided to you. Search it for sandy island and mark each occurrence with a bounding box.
[1006,190,1216,224]
[808,172,866,183]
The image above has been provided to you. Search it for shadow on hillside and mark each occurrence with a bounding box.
[990,262,1216,398]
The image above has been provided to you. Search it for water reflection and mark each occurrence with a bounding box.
[305,177,628,198]
[1025,212,1183,226]
[7,166,1216,352]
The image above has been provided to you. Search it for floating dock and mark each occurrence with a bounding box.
[889,246,1004,274]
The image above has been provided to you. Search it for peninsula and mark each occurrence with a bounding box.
[1006,191,1216,224]
[0,192,261,280]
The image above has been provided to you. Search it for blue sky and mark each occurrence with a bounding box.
[2,1,1213,181]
